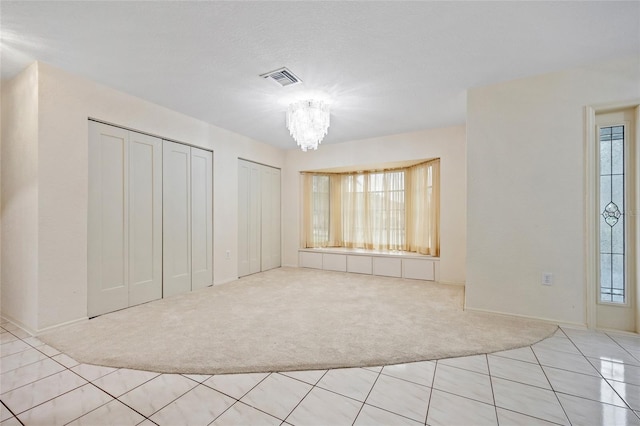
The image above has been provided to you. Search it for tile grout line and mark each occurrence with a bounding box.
[1,348,83,416]
[118,377,201,424]
[534,331,640,380]
[86,371,155,424]
[280,380,317,425]
[423,360,438,426]
[536,327,573,425]
[4,330,152,425]
[350,367,383,425]
[312,372,384,404]
[604,331,640,364]
[485,353,500,426]
[0,400,24,426]
[273,366,422,424]
[201,371,271,400]
[495,349,573,425]
[19,335,124,424]
[206,372,277,425]
[496,406,566,426]
[446,353,573,393]
[217,399,281,425]
[562,327,638,413]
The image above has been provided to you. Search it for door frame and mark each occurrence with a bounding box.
[584,99,640,332]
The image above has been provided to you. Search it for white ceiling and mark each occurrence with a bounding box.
[1,1,638,149]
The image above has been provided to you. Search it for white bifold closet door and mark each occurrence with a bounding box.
[88,122,162,317]
[89,122,213,317]
[238,159,281,277]
[163,141,213,297]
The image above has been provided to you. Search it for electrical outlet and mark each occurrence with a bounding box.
[542,273,553,286]
[225,250,231,260]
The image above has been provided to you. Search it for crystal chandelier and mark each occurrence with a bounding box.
[286,100,330,151]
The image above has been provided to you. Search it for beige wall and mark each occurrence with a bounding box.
[3,62,284,331]
[466,55,640,325]
[0,75,2,309]
[282,126,467,284]
[1,63,40,329]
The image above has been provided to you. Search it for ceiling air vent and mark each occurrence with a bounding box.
[260,67,301,87]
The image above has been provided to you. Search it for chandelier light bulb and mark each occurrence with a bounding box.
[286,100,330,152]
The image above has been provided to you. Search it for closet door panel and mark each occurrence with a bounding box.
[271,168,281,269]
[248,164,261,274]
[238,160,251,277]
[163,140,192,297]
[191,147,213,290]
[261,166,281,271]
[128,132,163,306]
[88,122,129,317]
[261,166,273,271]
[239,160,281,276]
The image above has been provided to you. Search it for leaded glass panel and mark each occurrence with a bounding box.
[599,125,625,303]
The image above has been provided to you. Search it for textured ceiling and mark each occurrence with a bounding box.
[1,1,638,149]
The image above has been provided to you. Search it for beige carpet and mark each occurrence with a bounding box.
[41,267,556,374]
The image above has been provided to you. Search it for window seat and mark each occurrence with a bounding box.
[298,248,439,281]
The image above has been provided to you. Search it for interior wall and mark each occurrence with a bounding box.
[282,126,467,284]
[6,62,284,331]
[0,76,3,308]
[0,63,40,328]
[466,55,640,325]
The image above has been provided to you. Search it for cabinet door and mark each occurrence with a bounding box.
[163,140,192,297]
[323,254,347,271]
[299,251,323,269]
[191,147,213,290]
[347,255,373,274]
[128,131,163,306]
[373,257,402,277]
[402,258,435,281]
[88,122,129,317]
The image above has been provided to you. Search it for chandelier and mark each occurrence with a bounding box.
[286,100,330,151]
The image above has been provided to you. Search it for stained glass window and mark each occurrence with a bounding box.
[599,125,625,303]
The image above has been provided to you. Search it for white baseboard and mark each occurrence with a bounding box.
[462,306,586,329]
[0,314,89,336]
[437,280,465,286]
[0,314,37,336]
[587,326,639,336]
[36,317,89,335]
[213,277,238,286]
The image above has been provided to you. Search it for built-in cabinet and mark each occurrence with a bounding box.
[238,159,281,277]
[299,249,438,281]
[88,121,213,317]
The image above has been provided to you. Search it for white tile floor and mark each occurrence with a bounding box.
[1,319,640,425]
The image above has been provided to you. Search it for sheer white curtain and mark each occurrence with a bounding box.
[328,175,342,246]
[341,174,366,248]
[406,160,440,255]
[342,171,405,250]
[302,174,330,247]
[302,159,439,255]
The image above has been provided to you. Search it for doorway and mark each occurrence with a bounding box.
[587,105,639,332]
